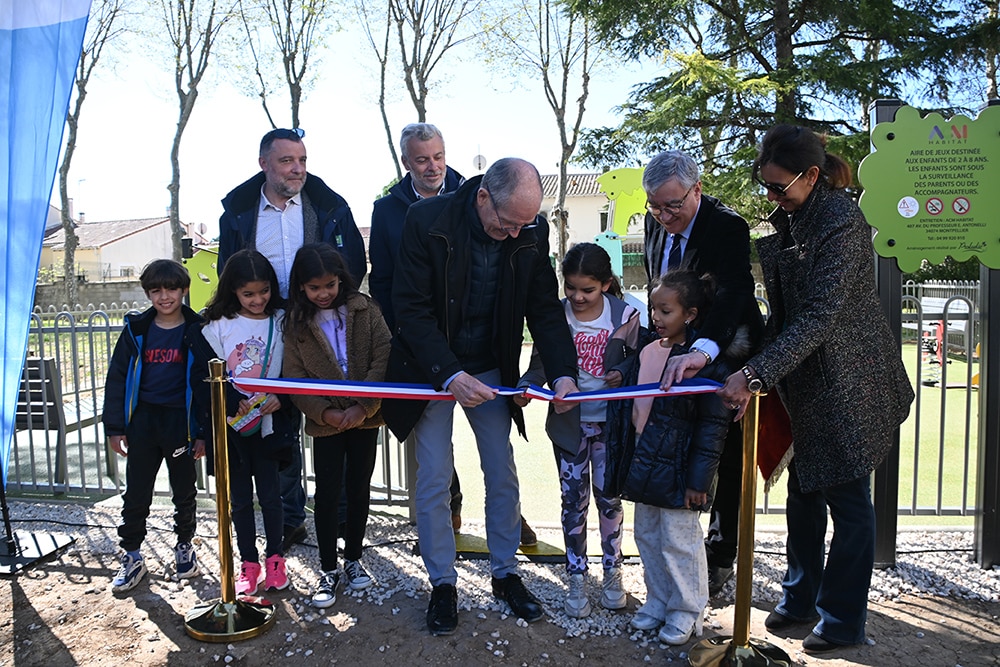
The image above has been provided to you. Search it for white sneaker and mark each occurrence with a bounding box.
[630,612,662,631]
[564,573,592,618]
[600,566,627,609]
[658,622,695,646]
[344,559,373,591]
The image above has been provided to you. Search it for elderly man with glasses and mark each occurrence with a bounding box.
[382,157,578,636]
[217,127,367,555]
[641,149,765,599]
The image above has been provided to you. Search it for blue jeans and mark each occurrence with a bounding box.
[413,368,521,585]
[775,461,875,645]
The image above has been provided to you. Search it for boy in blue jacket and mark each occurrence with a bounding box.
[102,259,206,593]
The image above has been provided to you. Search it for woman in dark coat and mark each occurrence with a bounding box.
[718,125,914,653]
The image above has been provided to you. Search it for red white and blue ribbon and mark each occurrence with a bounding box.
[232,376,722,402]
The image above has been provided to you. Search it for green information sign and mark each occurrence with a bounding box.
[859,104,1000,271]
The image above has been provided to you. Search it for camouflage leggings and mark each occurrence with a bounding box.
[556,421,624,574]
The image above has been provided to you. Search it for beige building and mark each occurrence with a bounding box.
[41,217,206,282]
[539,173,609,249]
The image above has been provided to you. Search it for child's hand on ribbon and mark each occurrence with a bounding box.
[551,377,580,414]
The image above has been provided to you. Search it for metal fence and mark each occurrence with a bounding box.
[7,283,985,519]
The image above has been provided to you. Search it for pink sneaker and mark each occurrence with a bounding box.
[264,554,289,591]
[236,561,262,596]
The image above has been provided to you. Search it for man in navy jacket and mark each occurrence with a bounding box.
[217,128,367,553]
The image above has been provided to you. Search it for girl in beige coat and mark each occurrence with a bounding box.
[283,243,391,609]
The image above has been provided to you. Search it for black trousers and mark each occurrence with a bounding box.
[118,402,197,552]
[312,428,378,572]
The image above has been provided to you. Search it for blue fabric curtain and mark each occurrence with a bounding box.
[0,1,91,485]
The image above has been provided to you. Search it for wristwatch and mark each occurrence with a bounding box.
[741,365,764,395]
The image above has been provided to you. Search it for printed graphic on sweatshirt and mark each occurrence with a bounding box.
[228,336,267,378]
[575,329,610,377]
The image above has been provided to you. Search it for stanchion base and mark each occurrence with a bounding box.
[0,531,75,575]
[688,636,792,667]
[184,596,276,642]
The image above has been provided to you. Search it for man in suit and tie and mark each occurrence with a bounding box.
[641,150,764,596]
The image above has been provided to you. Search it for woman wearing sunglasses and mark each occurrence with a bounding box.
[718,124,914,654]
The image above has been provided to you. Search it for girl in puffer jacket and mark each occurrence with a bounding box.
[604,269,744,647]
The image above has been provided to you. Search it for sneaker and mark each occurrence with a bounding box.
[174,542,199,580]
[344,559,373,591]
[264,554,289,591]
[630,612,662,631]
[312,570,340,609]
[600,566,627,609]
[564,573,592,618]
[235,561,263,596]
[112,553,147,593]
[519,516,538,547]
[658,622,695,646]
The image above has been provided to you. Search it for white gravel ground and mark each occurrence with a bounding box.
[6,496,997,643]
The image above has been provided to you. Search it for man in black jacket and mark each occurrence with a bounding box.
[383,158,578,636]
[643,150,765,597]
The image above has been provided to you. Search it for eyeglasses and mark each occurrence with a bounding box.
[484,188,538,234]
[645,184,695,217]
[756,171,803,197]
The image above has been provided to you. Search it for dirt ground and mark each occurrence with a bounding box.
[1,501,998,667]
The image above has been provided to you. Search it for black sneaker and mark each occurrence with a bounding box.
[427,583,458,636]
[312,570,339,609]
[281,523,308,555]
[519,516,537,547]
[492,573,543,622]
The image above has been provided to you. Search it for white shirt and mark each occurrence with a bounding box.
[202,311,285,437]
[256,185,304,298]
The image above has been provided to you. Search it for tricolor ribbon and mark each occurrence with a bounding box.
[232,376,722,402]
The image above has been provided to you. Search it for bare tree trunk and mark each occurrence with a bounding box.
[57,0,127,302]
[987,0,999,100]
[162,0,230,260]
[357,1,402,180]
[389,0,478,124]
[773,0,796,122]
[168,91,199,261]
[59,104,81,304]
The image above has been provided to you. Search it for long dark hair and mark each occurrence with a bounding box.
[752,124,853,190]
[204,249,283,320]
[652,269,716,330]
[561,242,623,298]
[284,243,359,339]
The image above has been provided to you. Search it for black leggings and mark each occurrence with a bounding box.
[312,428,378,571]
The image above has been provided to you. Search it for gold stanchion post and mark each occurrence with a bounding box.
[688,394,791,666]
[184,359,276,642]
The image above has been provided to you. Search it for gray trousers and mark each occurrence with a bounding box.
[413,368,521,586]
